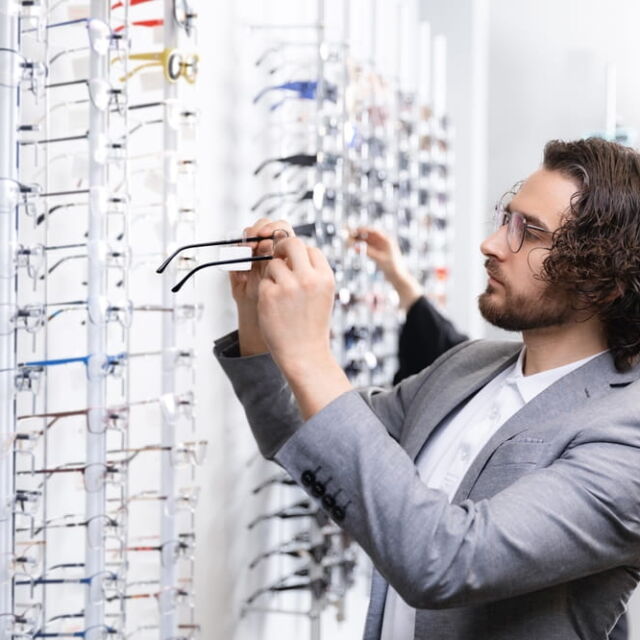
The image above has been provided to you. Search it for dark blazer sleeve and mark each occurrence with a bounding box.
[393,296,468,384]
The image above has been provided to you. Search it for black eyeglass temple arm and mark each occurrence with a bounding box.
[156,236,267,274]
[170,256,273,293]
[159,223,321,280]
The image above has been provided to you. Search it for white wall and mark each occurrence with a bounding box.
[419,0,490,340]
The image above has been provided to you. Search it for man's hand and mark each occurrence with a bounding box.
[257,236,352,419]
[229,218,294,356]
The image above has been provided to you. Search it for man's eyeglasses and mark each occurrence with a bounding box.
[494,192,553,253]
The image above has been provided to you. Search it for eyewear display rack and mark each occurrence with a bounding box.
[241,1,452,639]
[0,2,202,639]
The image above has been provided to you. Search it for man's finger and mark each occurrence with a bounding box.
[264,256,296,285]
[273,237,313,273]
[243,218,272,250]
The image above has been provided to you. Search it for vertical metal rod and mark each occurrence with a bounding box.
[334,1,352,624]
[432,35,447,121]
[0,5,19,624]
[310,2,325,639]
[85,0,109,631]
[370,0,377,69]
[417,21,431,106]
[161,1,179,637]
[605,63,617,140]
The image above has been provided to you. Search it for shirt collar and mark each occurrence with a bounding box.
[505,348,609,404]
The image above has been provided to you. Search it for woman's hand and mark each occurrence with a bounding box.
[351,226,402,279]
[352,226,423,310]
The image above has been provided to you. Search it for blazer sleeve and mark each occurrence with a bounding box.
[213,330,471,454]
[394,295,469,384]
[271,382,640,609]
[215,331,640,607]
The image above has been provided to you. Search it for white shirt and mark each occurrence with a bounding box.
[380,348,606,640]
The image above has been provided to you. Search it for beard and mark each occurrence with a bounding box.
[478,261,574,332]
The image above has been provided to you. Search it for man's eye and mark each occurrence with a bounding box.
[524,227,544,241]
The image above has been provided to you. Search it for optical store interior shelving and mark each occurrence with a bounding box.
[0,1,453,639]
[233,1,454,639]
[1,0,202,638]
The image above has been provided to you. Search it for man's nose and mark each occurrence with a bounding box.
[480,224,510,260]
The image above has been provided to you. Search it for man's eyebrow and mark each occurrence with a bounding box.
[505,202,550,230]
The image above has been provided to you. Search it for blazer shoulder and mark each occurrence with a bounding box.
[394,339,521,407]
[428,338,522,375]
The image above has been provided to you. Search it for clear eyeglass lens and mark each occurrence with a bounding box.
[161,541,179,566]
[16,305,46,333]
[88,79,112,111]
[12,551,40,577]
[174,0,187,25]
[167,51,182,81]
[87,19,112,56]
[184,55,198,81]
[193,441,207,465]
[508,211,525,252]
[84,625,112,640]
[87,516,104,548]
[84,464,108,493]
[107,408,129,432]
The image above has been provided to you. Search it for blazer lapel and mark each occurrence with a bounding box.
[452,351,639,503]
[402,343,521,461]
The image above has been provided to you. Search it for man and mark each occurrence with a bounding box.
[351,223,631,639]
[215,138,640,639]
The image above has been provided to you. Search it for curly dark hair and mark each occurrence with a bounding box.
[540,138,640,371]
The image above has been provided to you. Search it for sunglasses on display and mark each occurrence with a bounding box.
[114,48,198,84]
[253,152,339,179]
[251,471,296,495]
[111,0,197,38]
[253,80,338,111]
[243,571,329,607]
[247,499,322,530]
[249,538,332,571]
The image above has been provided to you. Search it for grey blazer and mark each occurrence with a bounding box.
[214,333,640,640]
